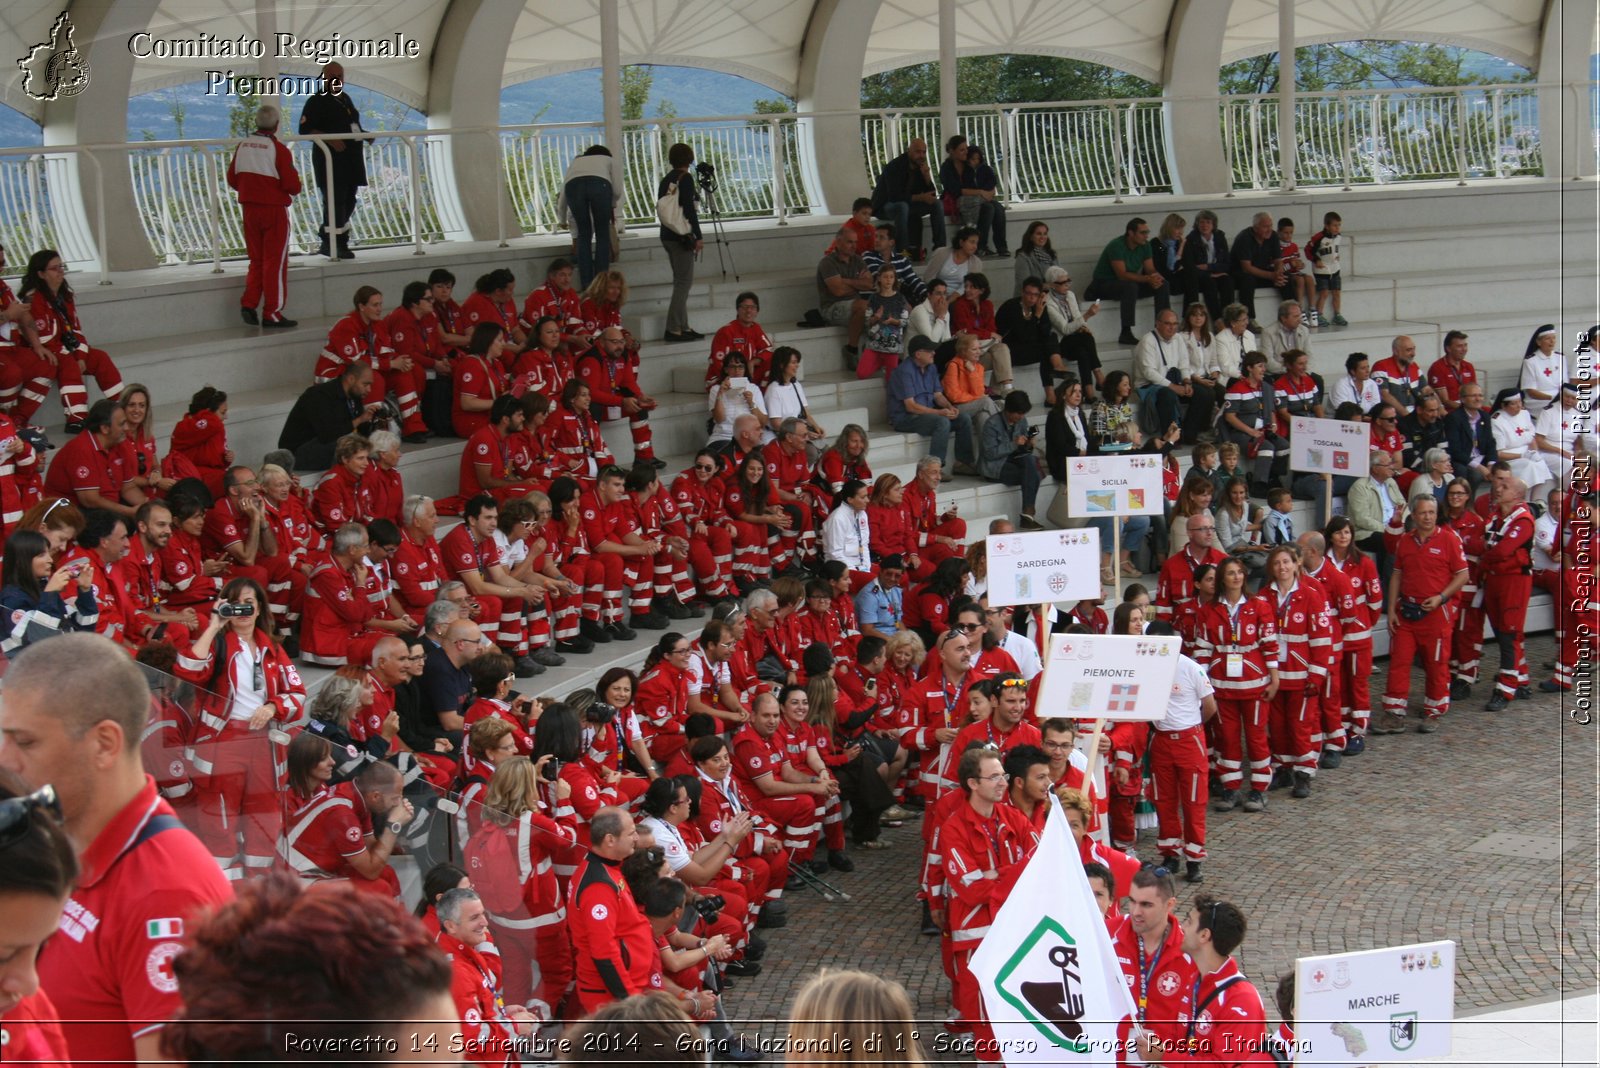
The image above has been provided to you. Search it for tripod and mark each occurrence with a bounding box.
[697,169,740,282]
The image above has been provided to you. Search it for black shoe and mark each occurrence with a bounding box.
[1539,679,1570,693]
[640,456,667,469]
[280,633,300,660]
[314,243,331,258]
[512,656,545,677]
[1269,766,1293,791]
[1486,692,1509,712]
[1515,686,1533,700]
[240,306,259,325]
[1344,735,1366,755]
[828,849,854,872]
[555,638,593,655]
[531,648,566,667]
[656,596,694,620]
[1450,678,1471,700]
[743,937,766,961]
[1211,789,1239,812]
[1290,771,1312,798]
[785,872,807,891]
[1019,513,1045,531]
[630,610,669,630]
[807,858,829,875]
[607,622,637,642]
[663,331,695,342]
[1184,861,1204,884]
[338,246,356,260]
[402,430,429,444]
[1319,749,1343,770]
[63,420,85,435]
[722,959,762,978]
[262,316,297,329]
[1117,331,1138,346]
[715,1035,765,1062]
[921,900,940,935]
[580,618,612,644]
[1159,853,1180,871]
[755,908,787,929]
[1241,790,1267,812]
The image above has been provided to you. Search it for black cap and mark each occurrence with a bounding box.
[906,335,936,355]
[879,554,906,571]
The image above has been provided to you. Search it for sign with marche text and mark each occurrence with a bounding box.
[973,797,1139,1064]
[1036,634,1181,722]
[1294,940,1454,1064]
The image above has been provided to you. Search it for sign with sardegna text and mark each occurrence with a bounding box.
[1294,940,1455,1064]
[1034,633,1182,722]
[986,529,1102,608]
[1289,416,1371,478]
[1064,453,1167,518]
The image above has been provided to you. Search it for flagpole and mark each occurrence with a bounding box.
[1080,717,1107,805]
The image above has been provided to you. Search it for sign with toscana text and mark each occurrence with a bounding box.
[1034,633,1182,722]
[986,529,1102,608]
[1289,416,1371,478]
[1294,940,1454,1064]
[1064,453,1166,518]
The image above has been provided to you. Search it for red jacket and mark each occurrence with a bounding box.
[547,407,614,482]
[568,852,657,1011]
[521,283,586,336]
[941,799,1039,946]
[168,411,229,499]
[1262,582,1333,690]
[393,532,446,610]
[452,353,510,439]
[311,464,371,535]
[226,132,300,206]
[508,346,572,402]
[159,529,220,607]
[867,502,915,557]
[951,296,999,340]
[300,551,374,664]
[1111,915,1197,1046]
[365,464,405,527]
[762,440,810,496]
[316,312,396,381]
[813,449,873,498]
[1192,595,1279,699]
[436,927,515,1066]
[385,307,445,372]
[1163,958,1268,1068]
[1319,552,1384,647]
[706,321,774,386]
[636,661,690,762]
[1156,546,1229,621]
[575,345,643,421]
[671,471,725,527]
[461,292,520,346]
[939,717,1042,800]
[1481,503,1535,577]
[173,627,307,743]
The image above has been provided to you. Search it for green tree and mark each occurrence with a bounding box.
[1218,42,1532,95]
[861,55,1156,108]
[621,65,653,121]
[226,84,261,138]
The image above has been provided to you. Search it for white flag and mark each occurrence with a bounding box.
[971,796,1140,1065]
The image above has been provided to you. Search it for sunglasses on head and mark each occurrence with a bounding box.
[0,785,62,847]
[996,676,1028,689]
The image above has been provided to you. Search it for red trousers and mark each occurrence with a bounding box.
[727,519,771,582]
[490,920,575,1017]
[1268,689,1319,776]
[324,363,428,437]
[1212,696,1270,792]
[1151,725,1208,861]
[952,946,1002,1062]
[1383,609,1453,719]
[9,346,87,423]
[196,719,283,878]
[685,526,734,600]
[240,202,292,321]
[1485,573,1532,697]
[1451,595,1486,683]
[752,794,822,861]
[1316,662,1345,752]
[1337,645,1374,736]
[560,556,607,623]
[909,519,968,580]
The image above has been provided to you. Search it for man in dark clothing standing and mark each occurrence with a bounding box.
[299,62,366,259]
[278,362,381,470]
[871,139,945,258]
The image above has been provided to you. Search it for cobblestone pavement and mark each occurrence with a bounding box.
[716,635,1598,1055]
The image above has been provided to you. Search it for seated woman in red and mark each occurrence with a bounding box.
[117,385,179,499]
[904,556,970,646]
[533,702,623,880]
[462,650,537,756]
[453,322,514,439]
[570,683,650,807]
[168,386,233,500]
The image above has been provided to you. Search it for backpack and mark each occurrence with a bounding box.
[464,821,528,916]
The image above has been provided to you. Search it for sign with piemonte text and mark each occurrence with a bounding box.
[1064,453,1166,518]
[1289,416,1370,478]
[986,529,1102,608]
[1294,940,1455,1064]
[1034,633,1181,722]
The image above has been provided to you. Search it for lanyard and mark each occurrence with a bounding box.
[1185,974,1245,1045]
[467,530,488,574]
[979,814,1004,867]
[1135,934,1166,1017]
[871,583,900,623]
[1223,597,1245,644]
[1275,584,1296,628]
[939,672,966,725]
[361,323,379,365]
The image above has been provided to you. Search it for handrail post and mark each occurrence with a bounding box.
[1340,96,1354,190]
[493,130,509,247]
[1247,99,1261,190]
[405,136,424,255]
[1110,104,1125,203]
[206,148,222,273]
[156,150,177,264]
[319,140,337,260]
[88,151,110,285]
[769,117,788,225]
[1490,88,1505,178]
[1222,101,1237,197]
[1454,90,1469,185]
[886,113,902,161]
[1001,107,1020,202]
[1369,95,1382,183]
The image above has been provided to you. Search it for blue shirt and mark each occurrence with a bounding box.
[855,580,904,633]
[888,359,942,424]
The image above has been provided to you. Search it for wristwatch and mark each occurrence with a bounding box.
[387,820,404,836]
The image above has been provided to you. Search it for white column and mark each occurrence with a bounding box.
[938,0,958,146]
[256,0,279,91]
[1536,0,1596,180]
[1277,0,1296,191]
[427,0,521,241]
[1161,0,1234,196]
[600,0,623,158]
[794,0,883,215]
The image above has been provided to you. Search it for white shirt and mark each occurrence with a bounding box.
[687,648,730,698]
[823,503,872,571]
[639,815,694,873]
[1532,511,1561,572]
[1133,331,1188,390]
[490,530,527,569]
[1520,351,1568,396]
[1000,629,1043,681]
[708,379,768,442]
[1536,402,1595,455]
[1154,653,1214,731]
[1182,332,1215,378]
[908,303,953,351]
[227,643,267,722]
[1329,375,1381,413]
[764,379,811,424]
[1492,409,1539,457]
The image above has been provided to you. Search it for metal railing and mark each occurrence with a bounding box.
[1223,84,1546,190]
[0,81,1586,275]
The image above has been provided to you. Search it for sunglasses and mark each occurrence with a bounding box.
[694,463,716,472]
[0,785,62,847]
[996,677,1028,689]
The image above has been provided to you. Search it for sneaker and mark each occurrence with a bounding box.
[262,316,298,329]
[1486,692,1509,712]
[1211,789,1240,812]
[882,804,915,821]
[722,959,762,978]
[1290,772,1311,799]
[1370,712,1406,735]
[580,618,612,644]
[1450,678,1472,701]
[240,307,260,325]
[630,611,670,631]
[1344,735,1366,756]
[1515,686,1533,700]
[1307,309,1320,327]
[607,621,637,642]
[1241,790,1267,812]
[530,648,566,667]
[1269,766,1293,791]
[1417,716,1440,734]
[1331,313,1349,326]
[555,638,593,656]
[1319,749,1343,770]
[1019,513,1045,531]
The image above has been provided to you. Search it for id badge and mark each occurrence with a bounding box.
[1226,653,1244,678]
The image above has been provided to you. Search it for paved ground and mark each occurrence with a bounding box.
[715,634,1598,1059]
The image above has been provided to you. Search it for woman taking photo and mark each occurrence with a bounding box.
[708,351,767,444]
[657,143,704,342]
[0,529,97,654]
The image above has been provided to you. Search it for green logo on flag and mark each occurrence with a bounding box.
[993,916,1091,1052]
[1388,1011,1418,1051]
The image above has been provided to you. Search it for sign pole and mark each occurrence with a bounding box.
[1080,717,1108,810]
[1325,473,1334,526]
[1112,521,1122,595]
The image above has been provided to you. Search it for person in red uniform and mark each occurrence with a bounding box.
[903,457,966,573]
[1156,513,1227,622]
[44,399,144,519]
[300,522,380,666]
[1441,476,1490,697]
[511,316,576,401]
[1193,558,1278,811]
[636,632,694,766]
[763,418,821,564]
[227,103,302,327]
[384,282,446,444]
[814,425,874,501]
[688,735,791,924]
[461,395,545,502]
[435,888,538,1064]
[393,493,447,614]
[706,292,775,387]
[310,433,374,535]
[441,494,542,670]
[1136,896,1267,1068]
[1480,476,1536,711]
[0,773,77,1068]
[1378,496,1468,733]
[205,464,306,635]
[577,326,660,467]
[1425,329,1481,414]
[55,509,139,650]
[462,268,527,352]
[940,672,1041,794]
[176,579,307,878]
[364,430,406,526]
[315,286,429,439]
[732,691,833,863]
[454,323,515,439]
[279,734,409,897]
[1140,622,1217,881]
[898,627,975,800]
[167,387,233,499]
[1261,546,1334,799]
[17,249,124,430]
[942,748,1041,1062]
[547,379,617,488]
[625,464,699,614]
[582,466,655,634]
[0,241,69,430]
[0,632,234,1067]
[521,259,589,354]
[568,807,656,1012]
[672,449,738,600]
[1113,870,1198,1051]
[121,500,201,645]
[160,492,224,612]
[1320,518,1383,754]
[547,476,613,645]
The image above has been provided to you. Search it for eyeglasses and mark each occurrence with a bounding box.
[1042,740,1073,751]
[954,622,982,633]
[977,773,1008,783]
[0,785,62,846]
[693,463,716,472]
[669,646,692,656]
[401,654,426,662]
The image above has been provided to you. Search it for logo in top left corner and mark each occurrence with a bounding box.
[17,12,92,102]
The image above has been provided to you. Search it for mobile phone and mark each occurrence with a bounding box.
[1090,298,1102,308]
[541,758,562,782]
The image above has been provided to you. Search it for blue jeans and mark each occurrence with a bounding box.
[564,175,613,288]
[1088,514,1150,555]
[892,411,973,467]
[880,200,946,252]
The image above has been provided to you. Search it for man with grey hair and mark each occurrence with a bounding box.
[394,494,446,617]
[435,887,539,1042]
[300,521,377,666]
[1259,300,1312,375]
[762,416,819,567]
[1229,210,1285,328]
[741,587,794,684]
[570,806,651,1011]
[228,100,301,327]
[0,633,233,1065]
[1481,476,1535,712]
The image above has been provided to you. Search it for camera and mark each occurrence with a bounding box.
[694,161,717,191]
[693,894,725,922]
[217,601,256,618]
[1027,426,1039,438]
[61,332,81,353]
[540,758,562,782]
[585,701,618,726]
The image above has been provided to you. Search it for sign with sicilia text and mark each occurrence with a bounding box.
[1289,416,1370,478]
[986,529,1102,608]
[1064,453,1166,517]
[1294,940,1455,1064]
[1034,633,1182,722]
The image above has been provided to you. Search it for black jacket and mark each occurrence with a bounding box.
[995,297,1057,366]
[278,378,372,452]
[871,153,937,213]
[1398,411,1450,472]
[1443,406,1498,470]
